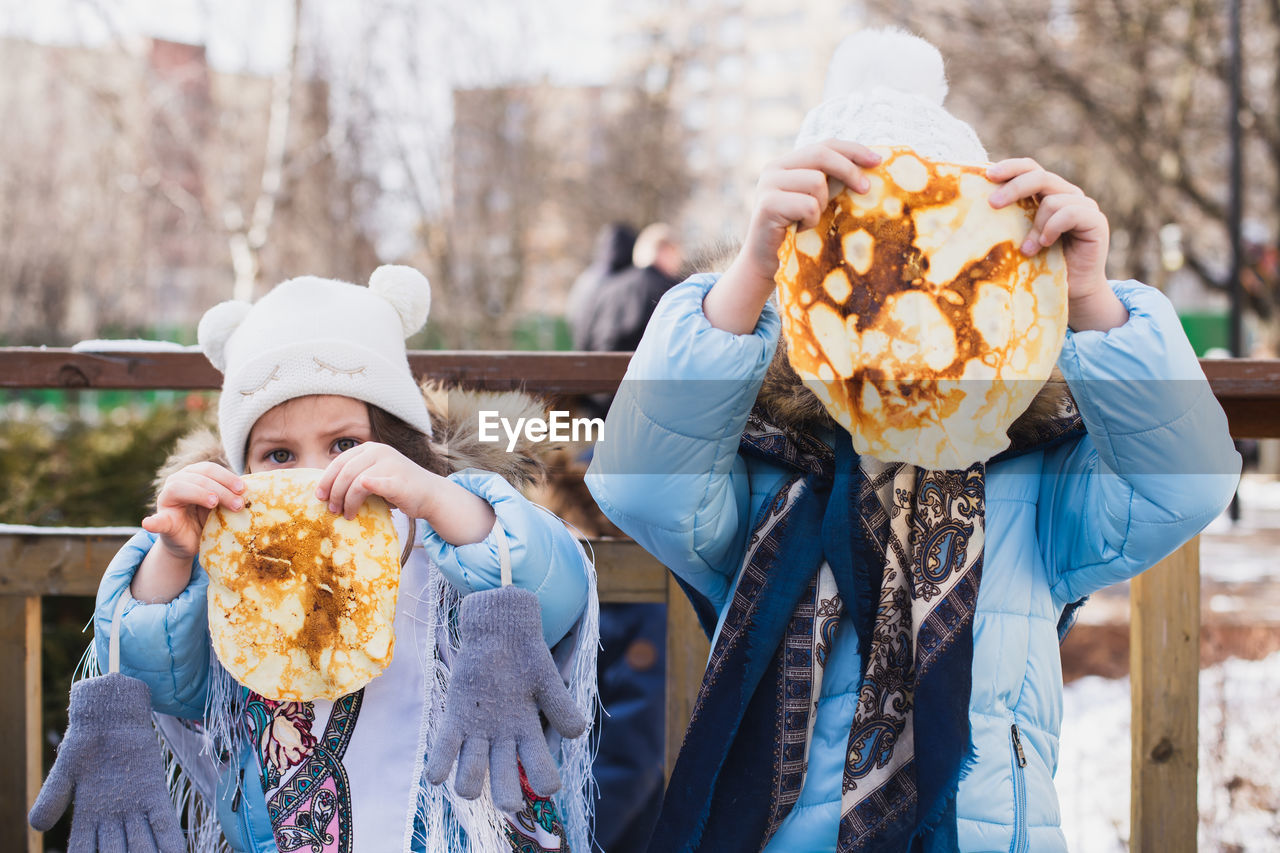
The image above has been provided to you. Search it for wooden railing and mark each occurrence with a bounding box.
[1,349,1277,853]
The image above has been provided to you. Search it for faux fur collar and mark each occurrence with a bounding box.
[153,383,551,495]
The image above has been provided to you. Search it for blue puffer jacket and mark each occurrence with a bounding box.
[94,468,590,853]
[586,275,1240,852]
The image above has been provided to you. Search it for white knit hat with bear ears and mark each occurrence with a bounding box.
[198,265,434,474]
[795,27,988,164]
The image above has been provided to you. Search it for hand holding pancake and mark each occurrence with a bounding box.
[316,442,495,545]
[142,461,246,561]
[200,469,403,701]
[742,140,883,281]
[135,461,247,603]
[706,140,882,335]
[987,158,1128,332]
[774,146,1073,468]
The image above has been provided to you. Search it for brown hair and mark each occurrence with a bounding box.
[367,403,448,564]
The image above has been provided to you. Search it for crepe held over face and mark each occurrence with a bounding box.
[775,146,1069,469]
[199,468,401,701]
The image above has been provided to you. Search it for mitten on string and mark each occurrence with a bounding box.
[29,595,185,852]
[425,521,588,812]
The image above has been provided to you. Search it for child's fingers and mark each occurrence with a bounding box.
[986,157,1043,182]
[776,142,873,193]
[989,168,1081,209]
[1019,195,1103,255]
[158,477,243,513]
[140,512,175,536]
[760,189,825,231]
[141,508,203,555]
[315,444,364,504]
[356,475,404,512]
[322,450,377,518]
[783,139,881,173]
[315,456,340,502]
[1035,200,1105,251]
[769,168,832,213]
[823,138,884,169]
[184,462,246,494]
[341,474,378,520]
[322,459,360,516]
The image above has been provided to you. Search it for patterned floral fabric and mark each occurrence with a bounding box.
[248,691,361,852]
[654,406,1077,851]
[836,459,985,850]
[230,538,576,853]
[502,766,569,852]
[245,688,571,853]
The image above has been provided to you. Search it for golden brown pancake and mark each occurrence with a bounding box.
[199,469,401,701]
[775,146,1069,468]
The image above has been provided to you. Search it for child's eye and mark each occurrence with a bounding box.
[267,449,293,465]
[333,437,361,453]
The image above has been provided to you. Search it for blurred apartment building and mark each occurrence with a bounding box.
[611,0,866,244]
[0,36,373,345]
[447,1,865,328]
[449,84,622,337]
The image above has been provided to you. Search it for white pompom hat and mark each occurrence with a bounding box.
[795,28,987,163]
[198,265,434,473]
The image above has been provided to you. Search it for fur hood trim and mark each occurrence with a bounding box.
[153,383,552,498]
[757,338,1076,453]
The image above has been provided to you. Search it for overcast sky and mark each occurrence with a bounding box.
[0,0,615,82]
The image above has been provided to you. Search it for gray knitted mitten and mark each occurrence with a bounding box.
[29,671,184,853]
[425,585,589,812]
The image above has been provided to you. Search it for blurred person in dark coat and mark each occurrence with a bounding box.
[567,223,637,347]
[563,222,682,852]
[573,223,683,352]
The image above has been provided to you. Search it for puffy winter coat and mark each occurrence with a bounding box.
[94,388,592,852]
[586,275,1240,852]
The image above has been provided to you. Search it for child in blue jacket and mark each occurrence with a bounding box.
[91,266,596,853]
[586,29,1240,853]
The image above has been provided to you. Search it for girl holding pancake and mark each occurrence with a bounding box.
[586,28,1239,853]
[92,266,597,852]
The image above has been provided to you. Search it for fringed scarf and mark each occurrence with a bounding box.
[96,510,600,853]
[650,402,1082,853]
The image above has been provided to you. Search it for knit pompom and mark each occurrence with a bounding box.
[369,265,431,338]
[198,300,252,372]
[822,27,948,105]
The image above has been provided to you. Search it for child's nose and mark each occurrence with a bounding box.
[297,453,330,471]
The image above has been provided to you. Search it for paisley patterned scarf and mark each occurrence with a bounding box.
[650,403,1081,852]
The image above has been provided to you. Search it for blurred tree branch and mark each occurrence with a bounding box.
[228,0,303,301]
[871,0,1280,349]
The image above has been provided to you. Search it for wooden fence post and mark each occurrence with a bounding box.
[1130,536,1200,852]
[664,574,710,780]
[0,595,42,853]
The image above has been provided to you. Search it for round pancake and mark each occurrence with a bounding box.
[199,468,401,701]
[775,146,1069,469]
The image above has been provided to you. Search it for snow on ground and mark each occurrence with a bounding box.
[1078,473,1280,626]
[1202,474,1280,586]
[70,339,196,353]
[1058,651,1280,851]
[1237,475,1280,512]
